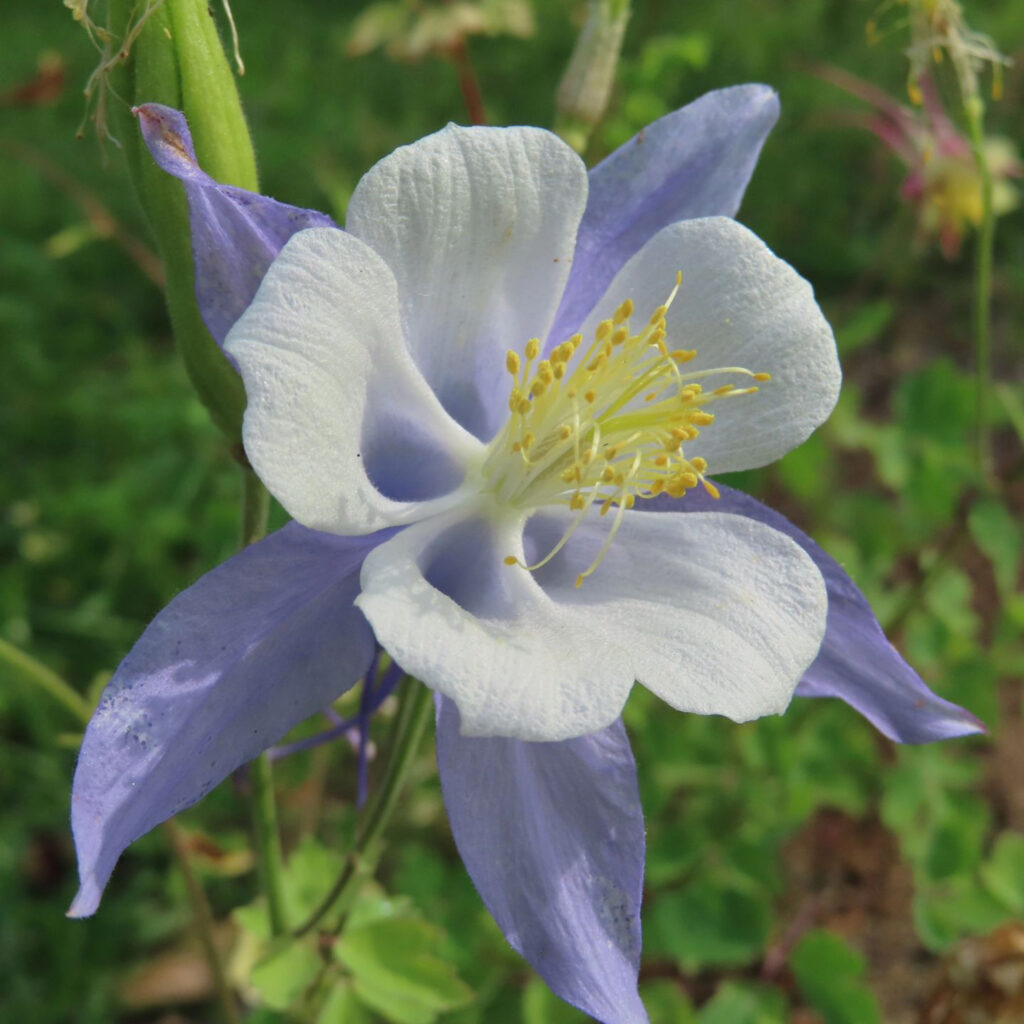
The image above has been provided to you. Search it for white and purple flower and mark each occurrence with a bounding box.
[71,88,983,1024]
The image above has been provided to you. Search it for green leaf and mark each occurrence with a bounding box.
[697,981,787,1024]
[640,979,697,1023]
[835,299,896,355]
[249,938,322,1011]
[791,930,882,1024]
[648,882,772,971]
[969,498,1023,598]
[281,836,346,925]
[318,981,374,1024]
[978,832,1024,912]
[520,978,588,1024]
[914,876,1012,950]
[335,915,473,1024]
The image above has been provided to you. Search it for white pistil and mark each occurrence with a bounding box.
[480,272,769,585]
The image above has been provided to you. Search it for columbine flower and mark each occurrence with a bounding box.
[821,66,1021,258]
[71,89,983,1023]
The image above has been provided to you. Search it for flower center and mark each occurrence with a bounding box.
[478,273,769,586]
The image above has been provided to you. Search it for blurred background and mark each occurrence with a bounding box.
[2,1,1023,1021]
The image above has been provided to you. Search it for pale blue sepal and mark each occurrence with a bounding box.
[70,523,388,917]
[436,696,649,1024]
[550,84,780,344]
[666,486,986,743]
[135,104,338,349]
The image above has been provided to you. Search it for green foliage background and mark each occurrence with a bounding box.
[2,1,1022,1021]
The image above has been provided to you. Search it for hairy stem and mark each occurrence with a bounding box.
[964,101,996,483]
[293,679,434,937]
[0,638,92,725]
[251,752,289,935]
[163,820,242,1024]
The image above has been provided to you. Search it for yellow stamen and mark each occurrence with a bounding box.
[479,270,769,585]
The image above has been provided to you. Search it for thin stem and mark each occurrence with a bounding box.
[238,467,287,934]
[293,679,434,937]
[163,819,242,1024]
[964,102,996,483]
[240,468,270,547]
[0,637,92,725]
[451,40,487,125]
[251,753,288,936]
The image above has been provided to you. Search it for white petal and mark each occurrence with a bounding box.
[225,228,482,535]
[578,217,841,473]
[356,512,635,741]
[525,507,828,721]
[346,125,589,442]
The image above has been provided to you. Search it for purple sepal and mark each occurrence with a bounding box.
[550,84,780,343]
[70,523,389,917]
[134,104,338,348]
[436,697,648,1024]
[663,486,985,743]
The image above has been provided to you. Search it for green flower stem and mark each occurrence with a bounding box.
[293,678,435,938]
[964,101,996,483]
[251,752,289,936]
[163,819,242,1024]
[0,638,92,725]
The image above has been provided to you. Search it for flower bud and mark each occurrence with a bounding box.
[75,0,258,441]
[555,0,631,154]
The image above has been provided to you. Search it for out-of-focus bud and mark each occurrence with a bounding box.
[70,0,257,442]
[820,67,1021,260]
[555,0,631,154]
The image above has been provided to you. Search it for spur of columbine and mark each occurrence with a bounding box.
[71,88,983,1024]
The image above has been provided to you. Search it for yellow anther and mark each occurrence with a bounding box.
[485,267,766,587]
[703,479,721,499]
[675,270,683,285]
[754,372,772,382]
